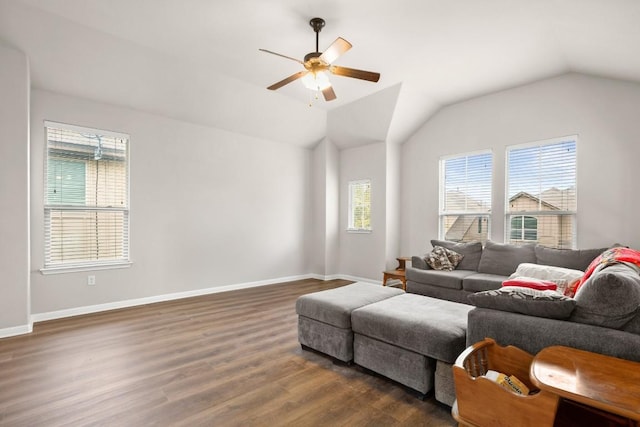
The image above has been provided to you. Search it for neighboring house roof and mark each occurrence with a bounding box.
[509,191,560,210]
[444,216,477,242]
[444,190,489,212]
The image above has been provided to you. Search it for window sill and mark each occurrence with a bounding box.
[347,229,372,234]
[40,261,132,275]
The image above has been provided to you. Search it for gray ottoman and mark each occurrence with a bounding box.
[296,283,404,362]
[351,294,473,402]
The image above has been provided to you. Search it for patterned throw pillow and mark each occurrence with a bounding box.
[425,246,464,271]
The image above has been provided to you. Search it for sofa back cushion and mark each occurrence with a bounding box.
[535,245,609,272]
[431,239,482,271]
[468,286,576,320]
[477,241,536,276]
[570,263,640,329]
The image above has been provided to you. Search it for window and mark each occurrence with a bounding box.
[510,215,538,241]
[439,151,492,243]
[44,121,130,271]
[348,179,371,231]
[506,136,577,248]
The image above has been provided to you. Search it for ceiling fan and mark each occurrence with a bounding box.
[259,17,380,102]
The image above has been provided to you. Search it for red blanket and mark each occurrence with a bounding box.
[573,247,640,295]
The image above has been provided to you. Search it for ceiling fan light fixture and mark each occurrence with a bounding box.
[301,71,331,91]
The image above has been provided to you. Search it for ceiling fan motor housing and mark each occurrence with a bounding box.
[304,52,322,63]
[309,17,325,33]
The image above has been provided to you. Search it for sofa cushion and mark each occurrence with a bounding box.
[406,267,476,290]
[468,286,576,319]
[295,283,404,329]
[570,263,640,329]
[462,273,505,292]
[431,239,483,271]
[352,294,473,363]
[535,245,609,272]
[411,255,429,270]
[477,241,536,276]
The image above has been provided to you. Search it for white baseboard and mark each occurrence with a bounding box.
[308,273,379,285]
[338,274,380,285]
[0,323,33,339]
[31,273,316,324]
[4,273,380,337]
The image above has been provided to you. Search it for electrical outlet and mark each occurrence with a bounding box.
[87,275,96,286]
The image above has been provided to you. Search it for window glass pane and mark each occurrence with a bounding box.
[511,216,522,229]
[348,180,371,231]
[442,214,490,242]
[506,137,577,248]
[523,216,537,229]
[440,152,492,242]
[47,159,86,206]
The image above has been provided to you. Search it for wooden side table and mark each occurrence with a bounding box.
[382,257,411,291]
[382,269,406,290]
[531,346,640,425]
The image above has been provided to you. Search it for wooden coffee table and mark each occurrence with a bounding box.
[531,346,640,424]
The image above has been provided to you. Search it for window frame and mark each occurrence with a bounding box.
[505,135,577,249]
[438,150,493,243]
[41,121,132,274]
[347,179,372,233]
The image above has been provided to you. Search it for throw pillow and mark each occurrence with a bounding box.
[502,277,558,291]
[570,263,640,329]
[468,286,576,320]
[431,239,482,271]
[425,246,463,271]
[477,241,537,276]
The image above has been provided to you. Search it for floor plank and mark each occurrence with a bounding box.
[0,279,455,426]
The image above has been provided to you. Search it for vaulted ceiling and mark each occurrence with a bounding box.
[1,0,639,149]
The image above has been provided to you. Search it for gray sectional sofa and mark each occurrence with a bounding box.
[406,239,605,303]
[296,240,640,408]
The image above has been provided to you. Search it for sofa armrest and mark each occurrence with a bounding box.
[411,255,430,270]
[467,307,640,363]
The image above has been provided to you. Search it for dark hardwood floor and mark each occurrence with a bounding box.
[0,279,455,426]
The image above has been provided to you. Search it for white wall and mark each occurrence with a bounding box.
[30,90,312,315]
[385,143,401,270]
[401,73,640,257]
[338,142,387,281]
[309,138,340,278]
[0,43,30,335]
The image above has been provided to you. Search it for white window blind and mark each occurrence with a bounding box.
[506,136,577,248]
[348,179,372,231]
[439,151,492,243]
[44,121,130,270]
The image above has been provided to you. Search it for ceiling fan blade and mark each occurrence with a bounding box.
[322,86,337,101]
[267,71,308,90]
[319,37,352,64]
[259,49,304,65]
[330,65,380,82]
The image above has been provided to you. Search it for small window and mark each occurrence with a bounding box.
[439,151,492,243]
[506,136,577,248]
[348,179,371,232]
[510,215,538,241]
[44,121,130,271]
